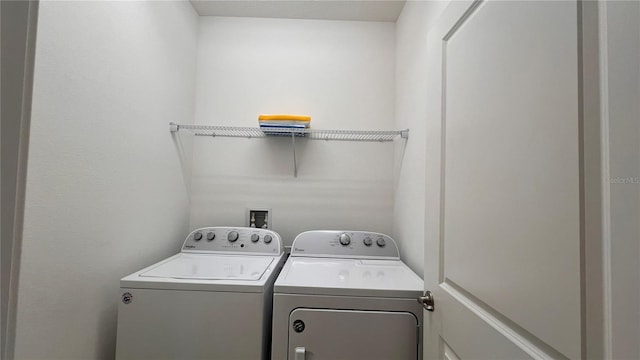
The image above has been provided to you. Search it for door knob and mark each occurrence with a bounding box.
[418,290,435,311]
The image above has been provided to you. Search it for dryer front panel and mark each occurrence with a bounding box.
[287,308,418,360]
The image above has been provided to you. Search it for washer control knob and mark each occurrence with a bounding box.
[206,232,215,241]
[264,235,273,244]
[363,237,373,246]
[227,231,239,242]
[339,233,351,246]
[376,237,386,247]
[193,232,203,241]
[251,234,260,242]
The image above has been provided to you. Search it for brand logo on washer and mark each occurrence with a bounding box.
[122,292,133,304]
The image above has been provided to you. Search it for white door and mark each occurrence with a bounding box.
[424,1,584,358]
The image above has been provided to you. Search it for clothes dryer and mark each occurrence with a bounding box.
[271,230,423,360]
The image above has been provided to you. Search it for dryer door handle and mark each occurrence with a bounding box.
[294,346,306,360]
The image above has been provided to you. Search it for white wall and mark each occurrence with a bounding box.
[13,1,198,359]
[190,17,396,244]
[393,1,448,274]
[601,1,640,358]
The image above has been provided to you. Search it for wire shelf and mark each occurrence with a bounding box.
[169,123,408,177]
[170,124,409,142]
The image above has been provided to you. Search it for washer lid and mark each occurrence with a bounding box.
[274,257,423,298]
[140,253,274,281]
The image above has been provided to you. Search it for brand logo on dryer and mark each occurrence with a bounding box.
[292,320,305,333]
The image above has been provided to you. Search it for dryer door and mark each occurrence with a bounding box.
[288,308,418,360]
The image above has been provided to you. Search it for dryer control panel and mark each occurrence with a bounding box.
[181,227,282,255]
[290,230,399,259]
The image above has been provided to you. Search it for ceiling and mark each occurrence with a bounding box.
[189,0,407,22]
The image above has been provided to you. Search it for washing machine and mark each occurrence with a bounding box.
[116,226,285,360]
[271,230,424,360]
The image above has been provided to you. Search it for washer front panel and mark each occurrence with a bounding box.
[116,288,268,360]
[140,254,274,280]
[181,227,282,255]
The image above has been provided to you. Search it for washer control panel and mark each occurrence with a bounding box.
[290,230,399,259]
[181,227,283,255]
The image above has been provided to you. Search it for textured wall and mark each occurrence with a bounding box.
[14,1,198,358]
[190,17,396,245]
[393,0,448,275]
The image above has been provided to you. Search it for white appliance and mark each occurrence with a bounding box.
[116,226,285,360]
[271,230,424,360]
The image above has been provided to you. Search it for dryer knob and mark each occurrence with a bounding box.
[339,233,351,246]
[376,237,386,247]
[363,237,373,246]
[264,235,273,244]
[251,234,260,242]
[193,232,203,241]
[227,231,239,242]
[206,232,215,241]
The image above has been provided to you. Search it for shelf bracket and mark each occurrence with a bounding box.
[291,132,298,177]
[169,122,179,133]
[400,129,409,139]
